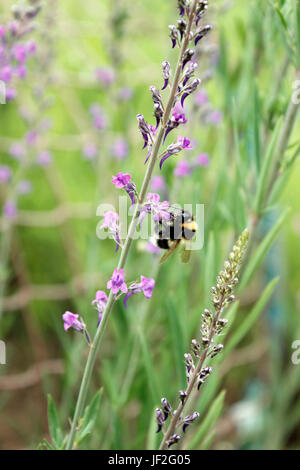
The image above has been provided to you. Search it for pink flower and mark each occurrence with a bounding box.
[95,67,115,86]
[123,276,155,308]
[0,65,13,83]
[3,201,17,219]
[151,175,166,192]
[174,160,191,177]
[9,142,26,160]
[82,143,97,160]
[13,44,27,63]
[194,153,210,167]
[62,311,85,332]
[100,212,120,252]
[112,172,131,189]
[91,290,108,326]
[26,40,37,55]
[107,268,128,295]
[194,90,208,106]
[0,166,11,184]
[36,150,52,167]
[112,137,128,160]
[17,180,32,195]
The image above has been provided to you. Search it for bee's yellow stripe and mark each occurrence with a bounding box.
[182,221,198,231]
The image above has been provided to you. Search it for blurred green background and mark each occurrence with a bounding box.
[0,0,300,450]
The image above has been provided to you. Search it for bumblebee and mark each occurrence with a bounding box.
[154,208,198,264]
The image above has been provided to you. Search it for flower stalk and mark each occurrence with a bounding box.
[158,229,249,450]
[66,0,206,450]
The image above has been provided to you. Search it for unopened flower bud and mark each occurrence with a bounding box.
[183,411,199,433]
[210,344,224,358]
[167,434,182,448]
[169,25,178,48]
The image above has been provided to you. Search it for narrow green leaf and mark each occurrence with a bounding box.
[239,207,290,290]
[47,395,63,449]
[139,332,160,403]
[227,277,279,354]
[166,299,186,388]
[77,389,103,445]
[254,119,282,215]
[187,391,225,450]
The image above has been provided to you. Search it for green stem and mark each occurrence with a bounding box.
[66,0,199,449]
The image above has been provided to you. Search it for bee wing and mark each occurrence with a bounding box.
[180,240,192,264]
[159,240,181,264]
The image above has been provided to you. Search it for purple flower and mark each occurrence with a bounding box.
[112,173,131,189]
[17,180,32,195]
[5,88,17,101]
[118,86,133,101]
[163,110,187,143]
[208,109,223,126]
[162,61,170,90]
[140,193,171,225]
[174,160,191,177]
[101,211,119,230]
[95,67,115,86]
[36,150,52,166]
[100,211,121,252]
[91,290,108,326]
[160,136,192,169]
[90,103,107,130]
[9,142,27,160]
[137,114,151,150]
[107,268,128,295]
[15,64,27,79]
[26,130,38,146]
[0,25,5,39]
[194,153,210,167]
[112,173,136,205]
[0,165,11,184]
[112,137,128,160]
[13,44,27,63]
[194,90,208,106]
[82,143,97,160]
[27,40,37,55]
[62,311,85,332]
[181,78,201,107]
[146,241,160,254]
[123,276,155,309]
[3,201,17,219]
[151,175,167,193]
[0,65,13,83]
